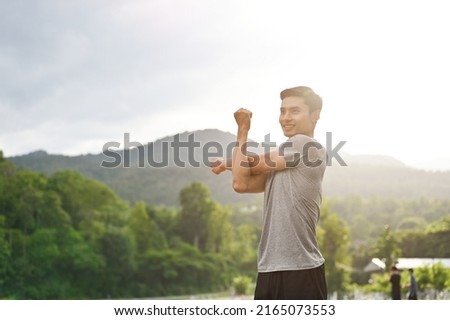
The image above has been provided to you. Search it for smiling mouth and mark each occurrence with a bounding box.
[282,125,295,129]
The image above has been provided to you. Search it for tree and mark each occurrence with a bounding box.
[128,201,167,255]
[0,216,12,297]
[54,227,105,298]
[179,182,234,254]
[179,182,211,251]
[48,171,127,229]
[141,243,231,297]
[10,170,48,234]
[178,182,215,251]
[205,204,233,254]
[227,224,258,275]
[414,263,450,299]
[373,225,401,271]
[317,203,351,296]
[22,228,61,298]
[147,205,179,245]
[97,227,135,298]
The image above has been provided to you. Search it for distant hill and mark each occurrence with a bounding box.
[341,153,405,167]
[8,129,450,206]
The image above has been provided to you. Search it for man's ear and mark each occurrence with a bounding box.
[311,109,321,122]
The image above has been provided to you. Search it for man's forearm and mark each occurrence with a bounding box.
[219,156,261,173]
[232,127,251,192]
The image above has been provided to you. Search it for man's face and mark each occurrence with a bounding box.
[279,96,320,138]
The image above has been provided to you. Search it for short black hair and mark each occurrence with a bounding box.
[280,86,322,113]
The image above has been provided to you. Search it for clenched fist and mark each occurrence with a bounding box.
[234,108,252,131]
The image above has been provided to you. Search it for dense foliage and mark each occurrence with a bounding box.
[1,150,449,299]
[0,155,256,298]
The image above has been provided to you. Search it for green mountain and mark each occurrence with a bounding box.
[8,129,450,206]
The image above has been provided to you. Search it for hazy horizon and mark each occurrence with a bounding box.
[4,127,450,172]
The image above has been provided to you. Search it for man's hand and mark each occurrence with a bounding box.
[234,108,252,131]
[210,158,227,175]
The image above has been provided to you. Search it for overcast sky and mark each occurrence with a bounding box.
[1,0,449,170]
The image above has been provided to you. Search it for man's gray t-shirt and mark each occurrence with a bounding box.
[258,134,326,272]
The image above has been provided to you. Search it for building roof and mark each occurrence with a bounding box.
[363,258,450,273]
[364,258,386,272]
[395,258,450,269]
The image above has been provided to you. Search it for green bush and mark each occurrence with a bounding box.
[232,276,252,295]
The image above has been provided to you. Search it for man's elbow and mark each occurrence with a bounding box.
[232,180,247,193]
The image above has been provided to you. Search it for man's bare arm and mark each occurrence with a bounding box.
[210,151,287,176]
[209,108,289,193]
[231,108,257,193]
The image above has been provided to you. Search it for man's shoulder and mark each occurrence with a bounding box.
[282,134,326,165]
[285,134,324,148]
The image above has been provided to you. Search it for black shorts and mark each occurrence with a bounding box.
[254,264,327,300]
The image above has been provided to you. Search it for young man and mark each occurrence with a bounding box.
[389,265,401,300]
[407,268,418,300]
[212,86,327,299]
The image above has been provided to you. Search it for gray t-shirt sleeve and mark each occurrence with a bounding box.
[280,134,325,168]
